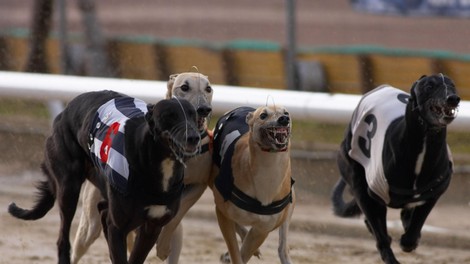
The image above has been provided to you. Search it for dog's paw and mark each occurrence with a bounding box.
[399,235,419,252]
[156,241,170,260]
[220,252,231,263]
[253,249,262,259]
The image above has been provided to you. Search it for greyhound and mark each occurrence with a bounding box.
[332,74,460,264]
[8,91,201,263]
[71,72,213,263]
[210,105,295,264]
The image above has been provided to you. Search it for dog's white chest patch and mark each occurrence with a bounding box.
[161,158,175,192]
[146,205,169,219]
[414,140,426,176]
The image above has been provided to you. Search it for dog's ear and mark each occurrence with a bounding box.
[410,76,426,107]
[410,82,418,104]
[145,104,156,135]
[246,111,255,126]
[167,74,179,98]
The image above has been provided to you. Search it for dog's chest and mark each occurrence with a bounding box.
[145,158,178,219]
[89,96,148,195]
[348,86,408,205]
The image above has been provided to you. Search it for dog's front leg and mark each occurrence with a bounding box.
[216,207,243,264]
[240,227,269,263]
[157,183,206,262]
[235,224,262,258]
[129,222,162,264]
[400,198,438,253]
[106,223,129,263]
[354,189,398,264]
[278,203,295,264]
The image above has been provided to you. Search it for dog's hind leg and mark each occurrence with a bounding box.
[44,134,89,263]
[71,181,103,264]
[399,198,438,253]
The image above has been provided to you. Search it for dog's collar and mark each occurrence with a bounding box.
[260,145,288,153]
[227,178,295,215]
[198,130,211,154]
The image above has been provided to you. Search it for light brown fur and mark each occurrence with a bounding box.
[71,72,213,264]
[210,106,295,264]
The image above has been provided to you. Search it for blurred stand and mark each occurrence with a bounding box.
[24,0,115,119]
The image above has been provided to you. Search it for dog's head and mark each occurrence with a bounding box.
[410,74,460,128]
[146,98,201,162]
[167,72,213,132]
[246,105,291,152]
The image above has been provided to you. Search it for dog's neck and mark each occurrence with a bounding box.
[125,121,185,201]
[244,135,291,206]
[385,103,450,199]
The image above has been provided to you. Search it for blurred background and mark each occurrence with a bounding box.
[1,0,470,202]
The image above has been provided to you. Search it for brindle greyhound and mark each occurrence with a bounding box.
[332,74,460,264]
[8,91,201,263]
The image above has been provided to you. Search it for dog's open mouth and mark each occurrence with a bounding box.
[163,129,201,164]
[265,126,290,150]
[430,104,458,123]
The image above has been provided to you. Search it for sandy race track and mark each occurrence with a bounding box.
[2,165,470,264]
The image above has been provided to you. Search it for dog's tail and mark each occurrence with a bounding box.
[8,180,55,220]
[331,179,362,217]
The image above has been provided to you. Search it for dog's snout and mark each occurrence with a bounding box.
[197,105,212,117]
[186,133,200,146]
[277,115,290,126]
[446,94,460,107]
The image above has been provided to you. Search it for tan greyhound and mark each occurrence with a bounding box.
[210,105,295,264]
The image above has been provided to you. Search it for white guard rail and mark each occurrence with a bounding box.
[0,71,469,131]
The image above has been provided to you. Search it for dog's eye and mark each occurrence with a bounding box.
[259,113,268,120]
[205,86,212,93]
[284,111,289,116]
[181,84,189,92]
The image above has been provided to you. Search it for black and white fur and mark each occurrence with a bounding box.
[8,91,201,264]
[332,74,460,264]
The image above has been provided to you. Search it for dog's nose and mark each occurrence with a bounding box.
[197,105,212,117]
[277,115,290,126]
[446,94,460,107]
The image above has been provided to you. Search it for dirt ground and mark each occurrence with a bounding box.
[2,166,470,264]
[2,1,470,263]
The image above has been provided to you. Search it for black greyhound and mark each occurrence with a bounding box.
[8,91,201,264]
[332,74,460,264]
